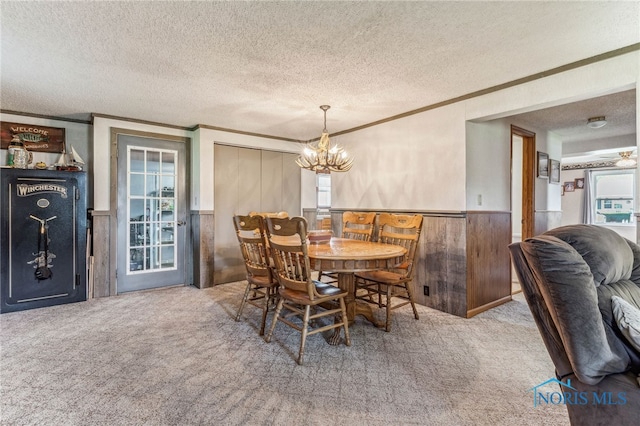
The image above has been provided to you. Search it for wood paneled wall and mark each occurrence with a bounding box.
[534,210,563,236]
[91,211,112,298]
[330,209,512,318]
[192,211,214,289]
[90,210,214,295]
[302,209,319,231]
[92,205,512,315]
[465,212,512,316]
[417,213,468,317]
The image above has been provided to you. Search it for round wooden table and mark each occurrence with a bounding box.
[307,238,406,344]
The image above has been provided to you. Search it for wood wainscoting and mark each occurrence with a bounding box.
[329,209,512,318]
[302,208,319,231]
[534,210,563,236]
[191,210,214,289]
[91,210,113,298]
[90,210,213,297]
[465,211,512,317]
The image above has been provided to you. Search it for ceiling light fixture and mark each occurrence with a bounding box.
[587,116,607,129]
[615,151,636,168]
[296,105,354,173]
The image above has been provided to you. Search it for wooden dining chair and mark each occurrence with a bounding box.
[264,216,351,365]
[354,213,423,332]
[248,211,288,219]
[319,217,332,231]
[232,214,279,336]
[318,211,376,284]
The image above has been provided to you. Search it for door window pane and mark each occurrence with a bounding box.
[130,149,145,172]
[127,147,178,274]
[129,174,145,196]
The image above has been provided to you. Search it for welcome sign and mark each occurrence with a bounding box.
[0,122,66,153]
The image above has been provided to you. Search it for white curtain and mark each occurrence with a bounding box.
[582,169,594,224]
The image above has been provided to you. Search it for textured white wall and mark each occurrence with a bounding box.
[331,52,638,213]
[331,103,467,211]
[465,119,511,211]
[560,168,586,226]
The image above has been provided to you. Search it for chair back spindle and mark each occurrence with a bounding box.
[377,213,423,278]
[342,211,376,241]
[265,216,315,300]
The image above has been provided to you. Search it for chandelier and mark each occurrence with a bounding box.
[296,105,354,172]
[616,151,636,167]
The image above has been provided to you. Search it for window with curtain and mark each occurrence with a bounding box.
[589,169,635,225]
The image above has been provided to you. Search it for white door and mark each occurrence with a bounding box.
[116,134,188,292]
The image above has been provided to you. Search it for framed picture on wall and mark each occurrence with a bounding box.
[575,178,585,189]
[549,159,560,183]
[564,181,575,192]
[0,121,66,153]
[537,151,549,178]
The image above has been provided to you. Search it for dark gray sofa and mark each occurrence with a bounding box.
[509,224,640,425]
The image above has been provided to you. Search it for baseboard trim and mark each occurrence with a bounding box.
[466,295,512,318]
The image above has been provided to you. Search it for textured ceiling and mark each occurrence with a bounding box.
[1,1,639,142]
[509,89,638,161]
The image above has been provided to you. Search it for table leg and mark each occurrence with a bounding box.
[339,272,356,321]
[327,272,381,345]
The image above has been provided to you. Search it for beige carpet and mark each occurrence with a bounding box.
[0,281,569,425]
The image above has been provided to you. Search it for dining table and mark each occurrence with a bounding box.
[307,237,407,344]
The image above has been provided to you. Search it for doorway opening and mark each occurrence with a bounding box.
[511,125,536,294]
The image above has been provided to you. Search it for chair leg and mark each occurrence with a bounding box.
[235,281,252,322]
[339,297,351,346]
[265,297,283,343]
[405,283,419,320]
[258,289,270,336]
[385,284,393,332]
[297,305,311,365]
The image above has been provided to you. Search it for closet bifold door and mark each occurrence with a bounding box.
[213,145,301,285]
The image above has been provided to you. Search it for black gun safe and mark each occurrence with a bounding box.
[1,168,87,313]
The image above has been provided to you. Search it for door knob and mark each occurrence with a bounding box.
[177,220,186,226]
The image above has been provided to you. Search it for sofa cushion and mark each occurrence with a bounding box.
[626,237,640,284]
[545,225,633,287]
[599,281,640,369]
[521,234,630,384]
[612,295,640,353]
